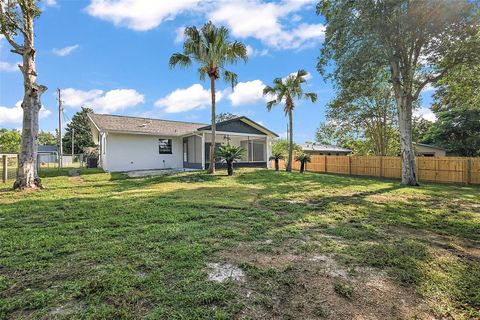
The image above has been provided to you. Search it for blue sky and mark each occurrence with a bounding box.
[0,0,435,143]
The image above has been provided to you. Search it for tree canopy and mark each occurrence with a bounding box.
[217,112,238,123]
[62,107,96,154]
[424,106,480,157]
[38,130,55,146]
[0,129,21,153]
[317,0,480,185]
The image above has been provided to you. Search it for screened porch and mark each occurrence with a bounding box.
[182,133,269,169]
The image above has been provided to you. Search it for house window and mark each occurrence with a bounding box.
[159,139,172,154]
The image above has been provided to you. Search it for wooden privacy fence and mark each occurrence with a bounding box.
[1,154,19,183]
[273,155,480,185]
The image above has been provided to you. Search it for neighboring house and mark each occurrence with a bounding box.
[413,143,447,157]
[302,142,352,156]
[87,114,278,172]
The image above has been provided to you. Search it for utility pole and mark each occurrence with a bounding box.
[57,88,63,169]
[71,127,75,156]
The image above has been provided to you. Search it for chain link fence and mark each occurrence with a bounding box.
[1,154,19,182]
[1,153,97,183]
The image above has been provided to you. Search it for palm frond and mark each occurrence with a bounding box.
[304,92,318,103]
[263,85,275,95]
[223,70,238,89]
[266,100,277,111]
[216,144,246,162]
[198,66,208,81]
[269,152,285,161]
[171,21,247,86]
[273,77,284,86]
[295,153,311,163]
[169,53,192,69]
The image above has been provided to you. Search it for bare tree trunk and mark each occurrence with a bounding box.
[286,110,293,172]
[390,58,418,186]
[207,76,216,174]
[10,7,46,190]
[397,95,418,186]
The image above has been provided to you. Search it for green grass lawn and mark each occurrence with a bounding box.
[1,169,479,319]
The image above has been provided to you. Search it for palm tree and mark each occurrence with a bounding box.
[269,152,285,171]
[216,144,246,176]
[295,153,311,173]
[263,70,317,172]
[169,21,247,174]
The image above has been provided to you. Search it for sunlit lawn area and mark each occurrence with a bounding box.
[1,168,479,319]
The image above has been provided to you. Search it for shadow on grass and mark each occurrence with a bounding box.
[1,168,479,318]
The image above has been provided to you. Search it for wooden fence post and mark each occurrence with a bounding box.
[348,157,352,176]
[324,155,327,173]
[2,155,7,183]
[466,158,472,185]
[379,157,383,177]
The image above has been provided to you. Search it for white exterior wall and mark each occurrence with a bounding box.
[105,133,183,172]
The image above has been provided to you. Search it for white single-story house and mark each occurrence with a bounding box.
[302,142,352,156]
[413,142,447,157]
[87,114,278,172]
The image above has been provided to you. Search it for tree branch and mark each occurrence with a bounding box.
[0,4,25,54]
[413,67,450,101]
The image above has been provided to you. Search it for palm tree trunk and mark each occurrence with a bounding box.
[275,159,279,171]
[286,110,293,172]
[300,161,305,173]
[207,76,216,174]
[227,160,233,176]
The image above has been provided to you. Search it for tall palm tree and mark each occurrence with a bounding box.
[169,21,247,174]
[263,70,317,172]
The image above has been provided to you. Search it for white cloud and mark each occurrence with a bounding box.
[0,61,20,72]
[414,107,437,122]
[86,0,200,31]
[0,101,51,125]
[209,0,325,50]
[61,88,144,113]
[155,84,223,113]
[284,71,312,81]
[45,0,57,6]
[52,44,80,56]
[62,88,103,107]
[85,0,325,50]
[175,26,186,43]
[228,80,268,107]
[246,45,269,57]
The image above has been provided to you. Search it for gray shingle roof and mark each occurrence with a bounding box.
[88,114,207,136]
[302,144,352,153]
[413,142,447,151]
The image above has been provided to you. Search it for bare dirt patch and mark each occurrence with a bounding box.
[206,263,245,283]
[218,242,434,319]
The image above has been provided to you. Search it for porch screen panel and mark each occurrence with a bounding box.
[240,140,249,161]
[253,141,265,161]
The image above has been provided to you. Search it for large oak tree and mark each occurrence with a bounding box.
[1,0,46,189]
[317,0,479,185]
